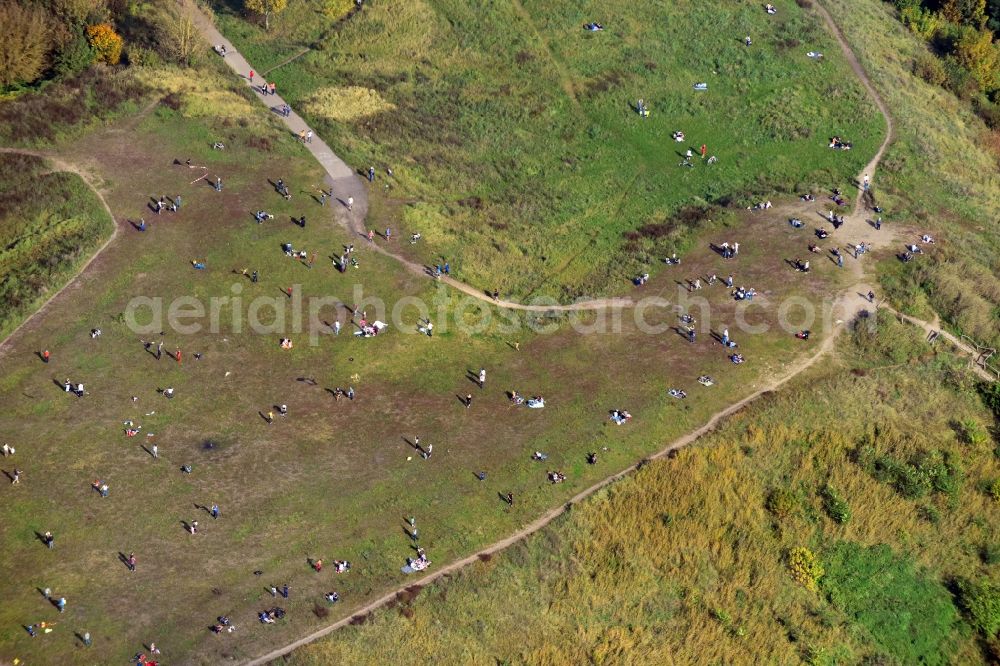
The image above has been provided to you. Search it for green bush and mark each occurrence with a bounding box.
[766,488,798,519]
[821,485,851,524]
[855,444,962,499]
[955,578,1000,638]
[914,51,948,86]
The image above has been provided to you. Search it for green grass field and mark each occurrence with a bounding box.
[0,53,860,663]
[283,313,1000,665]
[0,0,996,663]
[211,0,883,300]
[0,152,115,341]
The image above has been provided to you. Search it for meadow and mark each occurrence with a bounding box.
[0,48,859,664]
[283,312,1000,665]
[1,0,994,663]
[210,0,883,301]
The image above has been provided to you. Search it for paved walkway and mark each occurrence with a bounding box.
[184,0,370,228]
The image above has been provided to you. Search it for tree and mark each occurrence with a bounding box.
[0,4,55,87]
[160,14,198,65]
[43,0,109,27]
[86,23,123,65]
[54,32,96,79]
[244,0,288,31]
[942,0,988,26]
[954,26,1000,90]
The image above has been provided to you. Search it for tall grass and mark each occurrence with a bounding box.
[0,153,115,340]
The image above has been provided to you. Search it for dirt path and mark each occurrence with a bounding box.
[261,48,312,77]
[0,148,122,356]
[879,304,998,381]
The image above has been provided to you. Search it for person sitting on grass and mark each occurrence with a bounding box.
[610,409,631,425]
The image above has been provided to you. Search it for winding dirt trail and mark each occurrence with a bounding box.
[0,148,122,356]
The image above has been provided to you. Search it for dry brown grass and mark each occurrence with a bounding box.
[300,86,395,122]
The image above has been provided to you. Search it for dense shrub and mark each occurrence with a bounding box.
[86,23,123,65]
[914,51,948,85]
[955,578,1000,638]
[787,547,824,592]
[766,488,798,519]
[821,485,851,524]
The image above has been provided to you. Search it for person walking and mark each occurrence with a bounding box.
[367,229,374,242]
[466,393,473,408]
[334,320,341,336]
[251,270,259,283]
[12,468,21,484]
[281,584,289,598]
[368,166,375,182]
[863,173,870,191]
[82,632,92,646]
[266,411,274,424]
[215,177,222,192]
[385,227,391,242]
[837,253,844,268]
[700,144,706,159]
[175,349,182,365]
[128,552,137,572]
[309,252,317,269]
[56,597,66,613]
[190,520,198,534]
[151,444,158,459]
[348,197,355,211]
[175,195,182,209]
[722,328,729,346]
[42,350,49,363]
[478,368,486,388]
[211,504,220,519]
[299,130,306,143]
[306,130,313,143]
[318,190,327,206]
[156,341,163,360]
[867,290,876,303]
[44,531,54,548]
[249,69,254,83]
